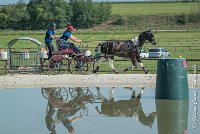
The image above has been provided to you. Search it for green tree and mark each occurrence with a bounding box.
[50,0,72,28]
[0,1,29,30]
[0,7,9,29]
[0,0,110,30]
[27,0,52,29]
[69,0,111,28]
[27,0,71,29]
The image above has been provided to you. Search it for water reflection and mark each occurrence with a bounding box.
[0,87,196,134]
[42,87,157,134]
[42,87,96,134]
[156,99,189,134]
[95,87,157,128]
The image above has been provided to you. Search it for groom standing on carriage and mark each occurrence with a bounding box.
[44,22,60,59]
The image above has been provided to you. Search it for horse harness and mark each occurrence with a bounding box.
[98,39,142,58]
[126,40,141,54]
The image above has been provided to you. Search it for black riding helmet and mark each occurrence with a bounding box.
[49,22,57,28]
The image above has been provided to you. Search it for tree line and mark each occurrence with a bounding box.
[0,0,111,30]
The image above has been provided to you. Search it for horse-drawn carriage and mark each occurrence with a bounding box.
[41,39,97,75]
[40,29,156,75]
[2,29,156,75]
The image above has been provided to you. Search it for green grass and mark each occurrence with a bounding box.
[1,30,200,49]
[0,2,200,74]
[111,2,198,15]
[0,30,199,75]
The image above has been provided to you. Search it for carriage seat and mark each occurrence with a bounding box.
[51,48,74,55]
[55,39,76,54]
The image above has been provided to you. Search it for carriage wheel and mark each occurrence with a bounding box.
[41,87,52,99]
[48,55,69,75]
[69,87,91,105]
[48,56,61,75]
[69,87,89,98]
[48,87,69,107]
[41,58,50,74]
[68,56,91,75]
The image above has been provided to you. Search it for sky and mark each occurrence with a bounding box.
[0,0,184,5]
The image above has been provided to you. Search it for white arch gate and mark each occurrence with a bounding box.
[6,37,42,73]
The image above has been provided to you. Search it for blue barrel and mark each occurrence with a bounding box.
[156,58,189,100]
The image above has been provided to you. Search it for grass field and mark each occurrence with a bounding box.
[0,30,199,75]
[0,2,199,74]
[111,2,198,15]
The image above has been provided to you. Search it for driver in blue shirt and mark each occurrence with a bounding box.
[59,25,82,53]
[44,22,59,59]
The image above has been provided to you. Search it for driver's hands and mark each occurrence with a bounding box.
[55,36,59,39]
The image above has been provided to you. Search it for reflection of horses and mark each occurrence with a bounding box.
[95,87,156,128]
[94,29,156,74]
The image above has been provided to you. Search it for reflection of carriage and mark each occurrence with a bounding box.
[42,87,96,128]
[41,87,95,108]
[41,39,96,75]
[42,87,69,107]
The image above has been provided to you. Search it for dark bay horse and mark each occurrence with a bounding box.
[94,29,156,74]
[95,87,156,127]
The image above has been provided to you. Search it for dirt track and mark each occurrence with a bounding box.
[0,74,199,88]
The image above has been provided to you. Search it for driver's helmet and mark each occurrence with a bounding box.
[50,22,57,28]
[67,25,74,31]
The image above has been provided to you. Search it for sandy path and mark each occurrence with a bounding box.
[0,74,199,88]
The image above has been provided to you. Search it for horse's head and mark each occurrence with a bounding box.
[140,29,156,45]
[145,29,156,45]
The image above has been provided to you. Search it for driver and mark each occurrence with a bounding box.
[59,25,82,53]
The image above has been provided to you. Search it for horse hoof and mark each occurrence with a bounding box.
[123,68,128,72]
[145,70,149,74]
[93,70,97,73]
[113,69,119,74]
[93,66,100,73]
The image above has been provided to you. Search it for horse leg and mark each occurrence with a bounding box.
[136,87,145,99]
[93,57,105,73]
[109,87,116,102]
[96,87,107,100]
[131,90,136,99]
[108,57,119,74]
[95,87,107,114]
[140,62,149,74]
[136,57,149,74]
[123,52,136,72]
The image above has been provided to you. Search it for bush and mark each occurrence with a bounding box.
[69,0,111,28]
[176,13,187,25]
[112,15,126,25]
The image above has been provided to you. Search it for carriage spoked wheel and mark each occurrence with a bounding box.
[41,58,50,74]
[41,87,52,99]
[68,56,92,75]
[69,87,89,99]
[48,87,69,107]
[69,87,92,105]
[48,55,69,75]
